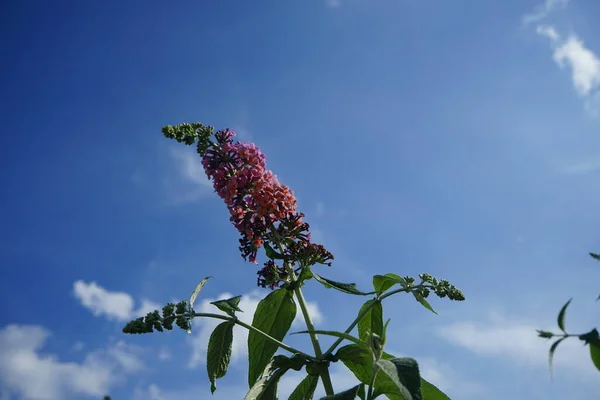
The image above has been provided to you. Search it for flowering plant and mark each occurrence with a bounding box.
[123,122,465,400]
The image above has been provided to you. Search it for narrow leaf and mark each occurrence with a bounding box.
[288,374,319,400]
[548,336,567,378]
[412,293,438,315]
[247,288,297,387]
[557,298,572,333]
[189,276,211,312]
[590,341,600,372]
[313,273,372,296]
[264,242,285,260]
[211,295,243,317]
[376,358,423,400]
[319,384,363,400]
[590,252,600,261]
[206,321,234,394]
[357,299,384,343]
[373,275,398,294]
[244,358,278,400]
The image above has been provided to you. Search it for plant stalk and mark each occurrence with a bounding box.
[292,276,335,396]
[188,312,316,361]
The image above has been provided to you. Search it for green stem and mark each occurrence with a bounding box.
[269,229,334,395]
[366,366,379,400]
[323,283,433,357]
[187,312,316,361]
[292,283,335,395]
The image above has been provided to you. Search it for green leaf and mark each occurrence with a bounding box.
[319,384,363,400]
[244,359,277,400]
[211,296,243,317]
[357,299,384,343]
[548,336,567,377]
[264,242,285,260]
[412,293,438,315]
[189,276,211,312]
[376,358,423,400]
[373,275,398,294]
[247,288,297,387]
[336,345,448,400]
[557,298,572,333]
[590,341,600,372]
[421,378,451,400]
[384,273,408,287]
[206,321,234,394]
[289,374,319,400]
[299,266,314,281]
[590,252,600,261]
[313,273,372,296]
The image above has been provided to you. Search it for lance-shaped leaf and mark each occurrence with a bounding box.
[590,340,600,372]
[189,276,211,312]
[319,384,364,400]
[312,273,373,296]
[548,336,567,378]
[206,321,234,394]
[357,299,383,343]
[412,293,438,315]
[247,288,297,387]
[186,276,212,333]
[244,355,296,400]
[557,298,572,333]
[376,358,423,400]
[211,295,243,317]
[373,275,399,294]
[264,242,286,260]
[288,374,319,400]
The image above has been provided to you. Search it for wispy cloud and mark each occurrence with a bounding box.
[533,9,600,116]
[73,281,161,322]
[0,325,142,399]
[523,0,569,25]
[437,312,599,379]
[163,145,213,204]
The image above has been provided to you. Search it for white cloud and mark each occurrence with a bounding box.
[73,281,161,322]
[188,291,323,368]
[536,24,600,114]
[168,146,211,189]
[162,145,214,204]
[523,0,569,24]
[437,312,598,379]
[73,281,135,321]
[536,25,560,42]
[552,36,600,95]
[0,325,142,400]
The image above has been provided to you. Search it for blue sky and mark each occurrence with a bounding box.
[1,0,600,399]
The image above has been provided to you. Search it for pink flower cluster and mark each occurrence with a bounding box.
[201,129,300,263]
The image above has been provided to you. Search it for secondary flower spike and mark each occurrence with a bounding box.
[201,129,300,263]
